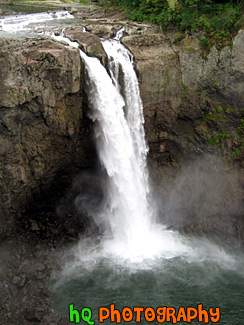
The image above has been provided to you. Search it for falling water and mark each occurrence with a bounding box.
[51,31,185,262]
[0,7,190,260]
[88,32,157,258]
[51,30,238,264]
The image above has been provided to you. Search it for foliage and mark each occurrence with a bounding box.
[206,129,230,146]
[109,0,244,47]
[217,105,223,113]
[199,37,210,49]
[231,148,241,157]
[237,118,244,135]
[1,121,7,128]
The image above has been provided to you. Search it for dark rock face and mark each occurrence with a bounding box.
[0,236,72,325]
[0,37,96,239]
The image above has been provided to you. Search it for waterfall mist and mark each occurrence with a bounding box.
[154,154,244,240]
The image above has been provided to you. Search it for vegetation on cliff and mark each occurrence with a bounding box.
[107,0,244,47]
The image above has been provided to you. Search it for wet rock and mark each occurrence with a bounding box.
[31,221,40,232]
[84,23,118,38]
[12,274,26,288]
[58,318,70,325]
[64,26,108,66]
[40,315,58,324]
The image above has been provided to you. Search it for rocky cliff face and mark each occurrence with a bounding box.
[121,29,244,169]
[78,15,244,168]
[1,9,243,325]
[0,37,96,239]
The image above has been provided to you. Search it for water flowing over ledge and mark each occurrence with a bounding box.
[0,10,241,265]
[50,31,189,262]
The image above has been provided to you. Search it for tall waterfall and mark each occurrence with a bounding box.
[54,31,235,269]
[87,34,154,256]
[2,14,243,323]
[51,31,191,261]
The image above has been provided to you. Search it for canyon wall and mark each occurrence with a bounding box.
[121,26,244,241]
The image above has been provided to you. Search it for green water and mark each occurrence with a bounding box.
[50,238,244,324]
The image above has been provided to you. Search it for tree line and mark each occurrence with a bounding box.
[104,0,244,47]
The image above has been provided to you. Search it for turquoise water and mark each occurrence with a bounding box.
[50,237,244,324]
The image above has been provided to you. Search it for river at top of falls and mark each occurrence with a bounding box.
[0,9,74,37]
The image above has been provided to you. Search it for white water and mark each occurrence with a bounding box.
[0,10,73,32]
[3,15,244,324]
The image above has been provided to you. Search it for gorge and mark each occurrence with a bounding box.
[0,4,244,324]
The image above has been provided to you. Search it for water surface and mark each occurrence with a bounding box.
[50,236,244,324]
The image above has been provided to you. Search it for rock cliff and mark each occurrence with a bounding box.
[120,28,244,170]
[0,37,95,239]
[1,7,244,325]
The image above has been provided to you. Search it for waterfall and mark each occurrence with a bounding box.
[102,32,150,206]
[50,30,192,262]
[86,34,155,255]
